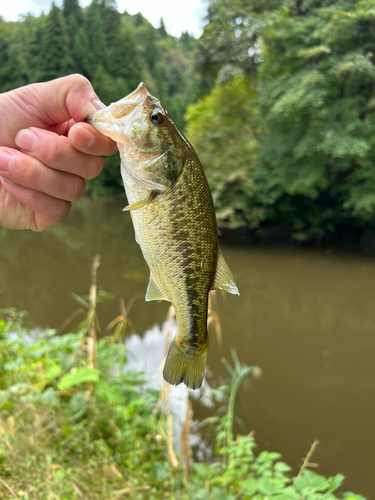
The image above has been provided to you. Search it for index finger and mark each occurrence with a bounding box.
[68,122,118,156]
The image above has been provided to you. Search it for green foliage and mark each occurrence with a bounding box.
[255,0,375,238]
[186,75,265,229]
[0,19,29,93]
[38,2,74,81]
[187,0,375,240]
[0,308,366,499]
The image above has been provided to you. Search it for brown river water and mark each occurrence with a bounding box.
[0,197,374,498]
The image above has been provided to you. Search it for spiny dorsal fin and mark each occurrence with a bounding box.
[145,274,168,302]
[212,249,240,295]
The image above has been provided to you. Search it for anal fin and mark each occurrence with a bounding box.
[145,274,168,302]
[212,249,240,295]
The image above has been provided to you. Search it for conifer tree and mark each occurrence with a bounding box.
[86,0,108,77]
[62,0,88,74]
[39,3,73,81]
[158,18,168,38]
[0,20,29,92]
[100,0,121,50]
[109,24,143,89]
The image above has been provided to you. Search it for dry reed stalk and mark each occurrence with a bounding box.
[0,478,16,498]
[112,485,151,495]
[180,398,192,476]
[71,481,84,497]
[152,305,176,420]
[150,306,181,470]
[164,305,176,357]
[166,413,179,469]
[104,298,134,343]
[88,254,100,360]
[293,440,320,486]
[86,255,100,400]
[208,291,222,347]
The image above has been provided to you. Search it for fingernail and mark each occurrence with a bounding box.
[83,99,106,118]
[93,98,106,110]
[0,176,15,185]
[0,150,12,172]
[16,129,38,153]
[71,127,95,148]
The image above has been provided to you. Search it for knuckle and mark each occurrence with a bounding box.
[46,199,72,224]
[67,175,86,201]
[70,74,92,93]
[21,156,40,184]
[45,140,62,166]
[87,156,104,180]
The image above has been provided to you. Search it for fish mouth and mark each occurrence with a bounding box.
[86,82,148,142]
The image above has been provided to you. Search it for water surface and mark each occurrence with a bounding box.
[0,198,374,498]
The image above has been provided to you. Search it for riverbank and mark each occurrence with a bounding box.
[0,305,366,500]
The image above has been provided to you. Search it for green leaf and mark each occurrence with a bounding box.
[70,292,90,310]
[239,476,257,495]
[44,363,62,380]
[343,494,367,500]
[95,381,125,404]
[274,461,292,473]
[58,367,100,390]
[328,473,344,491]
[69,391,88,419]
[258,476,284,495]
[272,487,300,500]
[295,470,329,492]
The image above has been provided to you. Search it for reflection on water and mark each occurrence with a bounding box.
[124,319,213,451]
[125,320,190,441]
[0,197,374,498]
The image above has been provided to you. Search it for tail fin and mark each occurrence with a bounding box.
[163,338,208,390]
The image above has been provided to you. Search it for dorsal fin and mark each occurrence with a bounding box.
[212,249,240,295]
[145,274,168,302]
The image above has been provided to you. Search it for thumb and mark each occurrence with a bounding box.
[15,74,105,126]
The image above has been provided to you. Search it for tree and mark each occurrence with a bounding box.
[0,19,29,92]
[189,0,375,239]
[257,0,375,238]
[186,75,263,229]
[108,21,143,90]
[62,0,89,75]
[38,3,73,81]
[158,18,168,38]
[196,0,279,94]
[86,0,108,77]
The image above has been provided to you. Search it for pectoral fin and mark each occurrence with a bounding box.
[145,274,168,302]
[212,250,240,295]
[123,193,153,212]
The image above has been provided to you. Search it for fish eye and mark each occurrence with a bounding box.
[149,111,164,125]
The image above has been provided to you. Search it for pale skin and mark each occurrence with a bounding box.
[0,74,117,231]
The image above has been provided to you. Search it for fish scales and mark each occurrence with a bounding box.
[87,83,239,389]
[133,151,218,346]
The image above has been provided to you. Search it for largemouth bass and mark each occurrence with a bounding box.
[87,83,239,389]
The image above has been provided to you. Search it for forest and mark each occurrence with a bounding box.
[1,0,375,242]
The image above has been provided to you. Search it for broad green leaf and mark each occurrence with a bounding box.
[239,476,257,495]
[258,476,284,495]
[58,367,100,390]
[295,470,329,492]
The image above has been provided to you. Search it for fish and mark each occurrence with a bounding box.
[87,83,239,389]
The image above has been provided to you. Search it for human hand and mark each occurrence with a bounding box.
[0,74,117,231]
